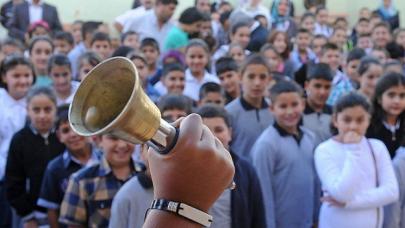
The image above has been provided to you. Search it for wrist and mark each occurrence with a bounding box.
[144,209,202,228]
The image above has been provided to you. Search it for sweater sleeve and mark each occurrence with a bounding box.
[5,134,34,217]
[247,162,267,228]
[345,140,399,209]
[251,136,277,228]
[315,142,364,202]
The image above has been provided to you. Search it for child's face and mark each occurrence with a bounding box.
[320,49,341,72]
[141,45,159,67]
[72,23,82,44]
[370,50,387,64]
[263,49,281,71]
[2,64,34,100]
[311,37,327,58]
[162,109,187,122]
[316,9,328,25]
[372,26,391,48]
[345,59,360,82]
[273,34,287,54]
[241,64,271,100]
[53,39,72,55]
[30,40,53,74]
[202,117,231,149]
[27,94,56,134]
[357,36,373,50]
[359,8,371,19]
[200,92,225,107]
[301,17,315,32]
[270,92,305,132]
[91,40,111,60]
[162,70,185,95]
[99,135,134,168]
[359,64,383,97]
[31,26,49,38]
[50,65,72,95]
[228,46,245,64]
[132,58,148,83]
[333,105,370,137]
[395,31,405,49]
[230,26,250,49]
[305,78,332,108]
[277,0,289,16]
[185,46,208,74]
[218,70,240,95]
[380,85,405,118]
[79,61,93,81]
[2,44,22,56]
[123,34,140,50]
[200,21,212,37]
[57,121,89,153]
[356,21,370,35]
[330,29,347,49]
[296,32,311,51]
[196,0,211,14]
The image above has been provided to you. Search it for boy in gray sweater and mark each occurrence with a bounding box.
[251,80,320,228]
[225,54,273,159]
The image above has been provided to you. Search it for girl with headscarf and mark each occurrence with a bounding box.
[270,0,297,38]
[374,0,400,30]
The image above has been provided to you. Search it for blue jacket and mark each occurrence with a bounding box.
[231,151,267,228]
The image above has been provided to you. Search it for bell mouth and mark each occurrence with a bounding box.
[69,57,138,136]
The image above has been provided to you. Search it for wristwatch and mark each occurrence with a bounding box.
[149,199,213,227]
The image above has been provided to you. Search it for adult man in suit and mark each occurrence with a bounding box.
[8,0,62,41]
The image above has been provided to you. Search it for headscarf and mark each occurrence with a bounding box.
[378,0,397,19]
[270,0,291,25]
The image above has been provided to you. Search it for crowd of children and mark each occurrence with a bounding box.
[0,0,405,227]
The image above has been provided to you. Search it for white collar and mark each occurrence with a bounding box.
[185,69,212,82]
[28,0,43,6]
[0,88,26,108]
[383,120,400,133]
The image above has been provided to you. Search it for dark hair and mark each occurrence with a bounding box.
[269,79,303,103]
[47,54,72,74]
[156,0,178,5]
[307,63,333,81]
[90,32,111,46]
[199,82,224,100]
[357,56,381,76]
[320,42,339,56]
[330,92,371,135]
[127,51,147,65]
[78,51,101,69]
[55,104,70,130]
[28,36,54,55]
[185,39,210,55]
[230,21,250,35]
[162,63,185,77]
[219,10,232,25]
[300,12,315,23]
[196,104,231,127]
[267,31,291,60]
[215,56,238,75]
[53,31,74,46]
[383,59,403,72]
[157,94,193,115]
[121,31,138,43]
[26,86,57,106]
[385,41,405,60]
[315,5,327,15]
[140,38,160,52]
[297,28,311,35]
[81,21,103,40]
[371,72,405,135]
[179,7,204,25]
[111,45,134,57]
[372,21,391,33]
[357,17,370,24]
[0,54,36,88]
[240,53,272,76]
[334,17,348,26]
[1,38,24,52]
[346,48,366,63]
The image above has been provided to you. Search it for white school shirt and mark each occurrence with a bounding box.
[0,89,27,180]
[315,137,399,228]
[115,6,150,29]
[314,22,333,38]
[183,69,220,101]
[123,10,174,51]
[28,0,43,24]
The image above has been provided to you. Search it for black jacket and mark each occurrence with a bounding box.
[5,126,65,217]
[367,120,404,158]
